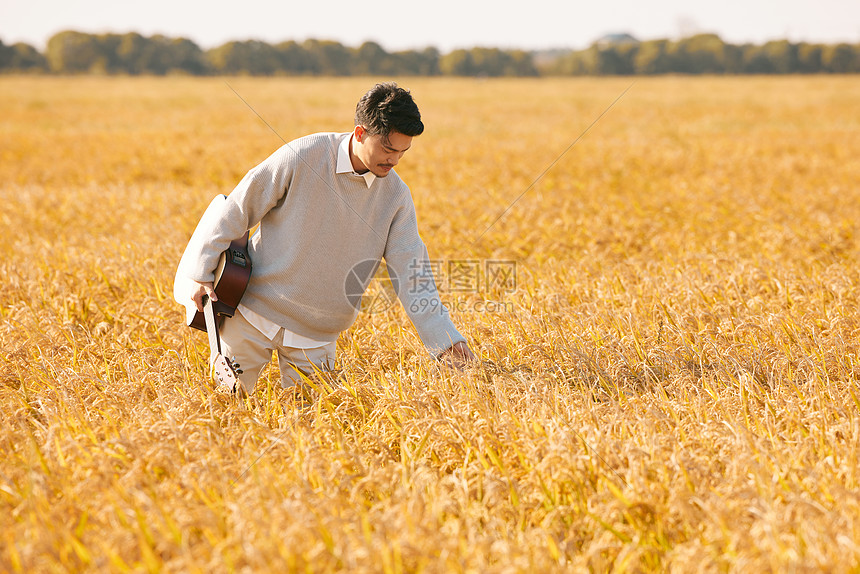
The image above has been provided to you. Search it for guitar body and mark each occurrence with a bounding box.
[187,231,252,332]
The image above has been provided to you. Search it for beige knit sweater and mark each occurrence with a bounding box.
[185,132,465,354]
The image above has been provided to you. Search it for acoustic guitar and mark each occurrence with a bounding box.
[187,231,252,332]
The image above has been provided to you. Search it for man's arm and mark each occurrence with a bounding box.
[184,144,298,285]
[384,208,475,363]
[380,182,479,367]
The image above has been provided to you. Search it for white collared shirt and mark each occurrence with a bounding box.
[234,133,372,349]
[335,132,376,188]
[236,304,331,348]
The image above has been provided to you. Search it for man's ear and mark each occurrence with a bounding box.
[354,125,366,143]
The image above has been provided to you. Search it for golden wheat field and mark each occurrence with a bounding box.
[2,74,860,572]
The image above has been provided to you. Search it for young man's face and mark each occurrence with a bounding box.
[351,126,412,178]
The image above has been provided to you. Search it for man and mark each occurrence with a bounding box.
[182,82,475,393]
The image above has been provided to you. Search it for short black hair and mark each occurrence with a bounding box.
[354,82,424,139]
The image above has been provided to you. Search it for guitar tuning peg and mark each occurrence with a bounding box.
[236,369,243,374]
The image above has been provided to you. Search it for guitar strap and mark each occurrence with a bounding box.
[202,295,222,360]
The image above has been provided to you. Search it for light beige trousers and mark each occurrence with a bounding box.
[219,311,336,393]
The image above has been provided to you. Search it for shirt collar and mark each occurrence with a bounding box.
[336,133,376,188]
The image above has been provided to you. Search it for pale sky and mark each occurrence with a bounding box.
[1,0,857,52]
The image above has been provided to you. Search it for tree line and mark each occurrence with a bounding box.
[548,34,860,75]
[0,31,537,77]
[1,30,858,76]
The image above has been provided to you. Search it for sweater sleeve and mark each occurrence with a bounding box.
[184,144,297,283]
[384,197,466,355]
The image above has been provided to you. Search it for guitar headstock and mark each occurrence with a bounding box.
[212,354,243,393]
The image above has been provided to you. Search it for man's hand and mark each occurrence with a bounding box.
[437,341,477,370]
[191,281,217,312]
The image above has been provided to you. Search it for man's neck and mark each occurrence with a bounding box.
[348,135,369,174]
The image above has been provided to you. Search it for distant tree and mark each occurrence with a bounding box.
[0,41,48,72]
[116,32,149,73]
[0,40,8,70]
[634,39,672,74]
[796,43,824,73]
[470,47,512,76]
[272,41,312,75]
[739,43,776,73]
[392,47,440,76]
[123,35,207,75]
[163,37,208,75]
[504,50,539,76]
[86,33,119,73]
[546,47,597,75]
[353,41,393,75]
[722,43,745,73]
[439,47,537,76]
[207,40,282,75]
[671,34,726,74]
[822,43,859,73]
[204,42,232,73]
[302,39,351,75]
[15,43,48,71]
[439,49,474,76]
[46,31,104,73]
[761,40,798,74]
[593,43,637,75]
